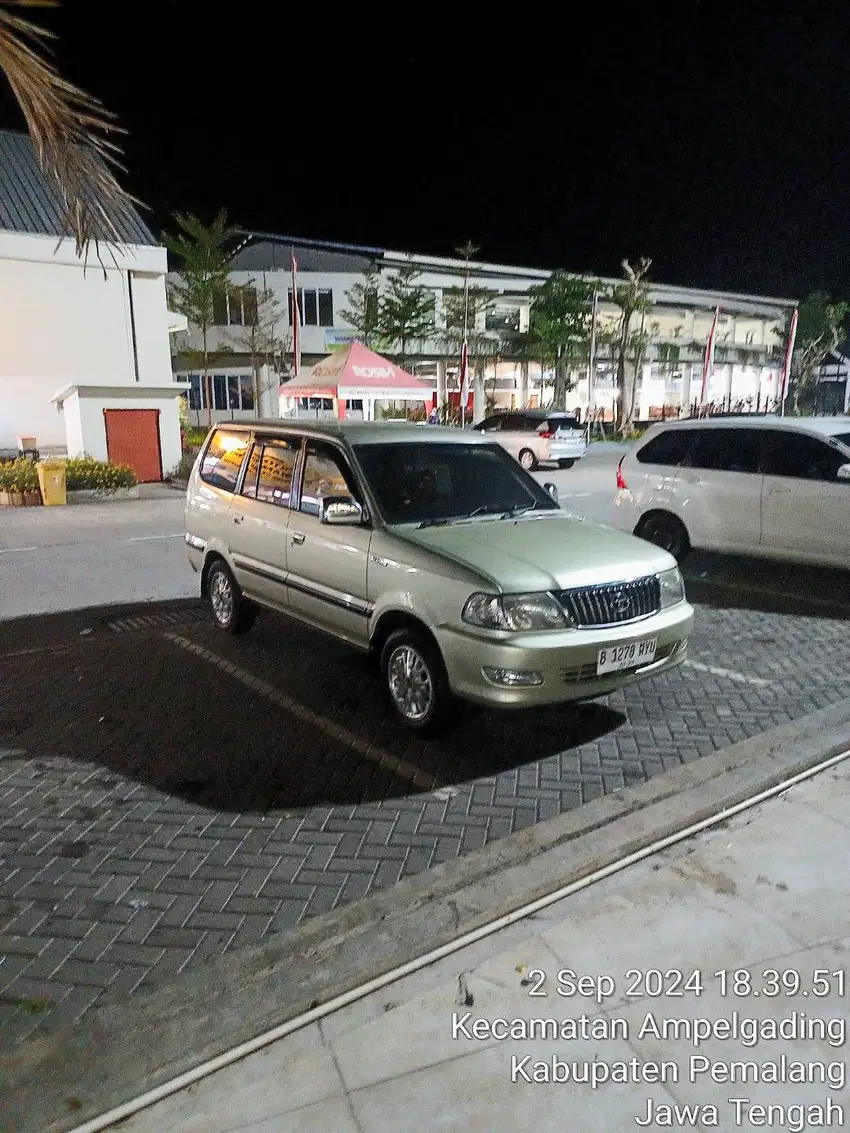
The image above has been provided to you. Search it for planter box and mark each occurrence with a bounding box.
[0,490,42,507]
[66,487,140,504]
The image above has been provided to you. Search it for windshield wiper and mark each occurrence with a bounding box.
[499,503,539,518]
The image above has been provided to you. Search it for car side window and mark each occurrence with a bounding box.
[478,418,501,432]
[239,444,262,498]
[761,431,847,481]
[686,428,762,474]
[299,442,358,518]
[636,429,694,466]
[256,439,298,507]
[199,429,249,493]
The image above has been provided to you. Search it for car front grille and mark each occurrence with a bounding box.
[555,576,661,628]
[561,640,684,683]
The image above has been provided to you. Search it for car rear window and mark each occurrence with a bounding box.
[635,429,694,466]
[199,429,250,493]
[546,416,581,431]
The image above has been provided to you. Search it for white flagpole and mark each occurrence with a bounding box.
[780,307,798,417]
[587,289,599,440]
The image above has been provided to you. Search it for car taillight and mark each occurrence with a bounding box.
[539,430,554,439]
[616,458,628,490]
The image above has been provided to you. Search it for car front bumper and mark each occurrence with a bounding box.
[436,601,694,708]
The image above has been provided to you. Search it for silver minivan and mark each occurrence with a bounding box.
[474,411,587,470]
[185,420,693,732]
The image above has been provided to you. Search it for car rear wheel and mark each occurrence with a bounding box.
[558,459,576,469]
[380,628,456,734]
[518,448,537,471]
[207,560,256,634]
[635,513,690,562]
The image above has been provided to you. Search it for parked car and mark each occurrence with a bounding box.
[613,415,850,569]
[473,410,587,470]
[185,421,693,732]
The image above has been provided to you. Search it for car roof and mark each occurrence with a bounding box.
[640,415,850,440]
[211,419,492,447]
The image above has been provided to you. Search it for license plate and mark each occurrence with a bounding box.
[597,638,657,675]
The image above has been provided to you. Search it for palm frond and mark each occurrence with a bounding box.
[0,0,141,255]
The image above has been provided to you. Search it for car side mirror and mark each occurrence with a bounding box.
[837,464,850,482]
[543,482,559,503]
[319,496,363,524]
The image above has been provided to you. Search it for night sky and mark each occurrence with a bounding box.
[0,1,848,299]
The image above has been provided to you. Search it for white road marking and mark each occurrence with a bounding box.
[163,633,436,791]
[126,534,184,543]
[0,546,38,554]
[683,660,771,687]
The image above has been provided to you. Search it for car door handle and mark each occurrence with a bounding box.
[291,531,305,545]
[768,486,791,495]
[233,515,244,524]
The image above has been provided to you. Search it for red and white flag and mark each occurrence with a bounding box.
[290,254,301,378]
[780,307,799,404]
[458,339,469,410]
[699,306,721,405]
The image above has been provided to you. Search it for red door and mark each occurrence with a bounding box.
[103,409,163,482]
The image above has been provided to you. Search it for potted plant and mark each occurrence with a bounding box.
[0,458,42,506]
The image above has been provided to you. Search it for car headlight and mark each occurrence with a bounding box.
[658,567,686,608]
[462,592,572,631]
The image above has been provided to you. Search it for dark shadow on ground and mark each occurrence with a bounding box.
[682,552,850,619]
[0,608,625,813]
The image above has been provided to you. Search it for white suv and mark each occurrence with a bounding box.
[614,415,850,569]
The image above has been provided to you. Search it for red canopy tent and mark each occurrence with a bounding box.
[278,341,433,419]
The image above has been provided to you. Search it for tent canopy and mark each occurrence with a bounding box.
[279,341,432,401]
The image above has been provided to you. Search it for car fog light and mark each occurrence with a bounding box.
[482,667,544,687]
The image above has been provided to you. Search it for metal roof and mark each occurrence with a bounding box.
[0,129,155,245]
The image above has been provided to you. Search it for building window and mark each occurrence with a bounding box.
[288,288,334,327]
[485,305,521,333]
[213,286,258,327]
[239,375,255,412]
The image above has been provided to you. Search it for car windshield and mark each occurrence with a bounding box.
[352,441,558,526]
[830,431,850,451]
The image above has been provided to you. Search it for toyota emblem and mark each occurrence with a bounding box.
[611,590,631,615]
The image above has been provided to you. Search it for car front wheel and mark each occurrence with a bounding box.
[207,560,256,634]
[635,513,690,562]
[380,628,455,734]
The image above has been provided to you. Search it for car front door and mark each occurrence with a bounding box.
[286,438,373,648]
[759,430,850,568]
[227,434,301,610]
[674,427,764,552]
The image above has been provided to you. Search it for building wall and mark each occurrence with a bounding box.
[0,231,179,453]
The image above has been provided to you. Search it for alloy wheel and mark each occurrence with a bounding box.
[387,644,434,722]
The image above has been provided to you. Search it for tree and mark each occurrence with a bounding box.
[163,210,238,427]
[0,1,139,257]
[526,272,596,410]
[223,279,287,417]
[340,262,384,347]
[782,293,849,415]
[442,284,500,421]
[610,257,652,431]
[380,264,434,371]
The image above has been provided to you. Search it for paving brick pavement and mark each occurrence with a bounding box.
[2,576,849,1042]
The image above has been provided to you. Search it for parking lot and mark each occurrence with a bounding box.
[2,445,850,1043]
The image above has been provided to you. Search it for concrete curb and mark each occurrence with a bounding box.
[7,699,850,1133]
[65,487,140,504]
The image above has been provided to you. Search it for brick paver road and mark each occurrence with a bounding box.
[2,555,849,1041]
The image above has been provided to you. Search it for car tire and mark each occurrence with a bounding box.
[207,560,256,635]
[558,459,576,469]
[518,448,537,471]
[635,513,690,562]
[380,628,456,734]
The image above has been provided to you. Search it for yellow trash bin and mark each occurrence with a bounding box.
[36,459,67,506]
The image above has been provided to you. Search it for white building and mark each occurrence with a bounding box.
[171,231,804,426]
[0,130,187,480]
